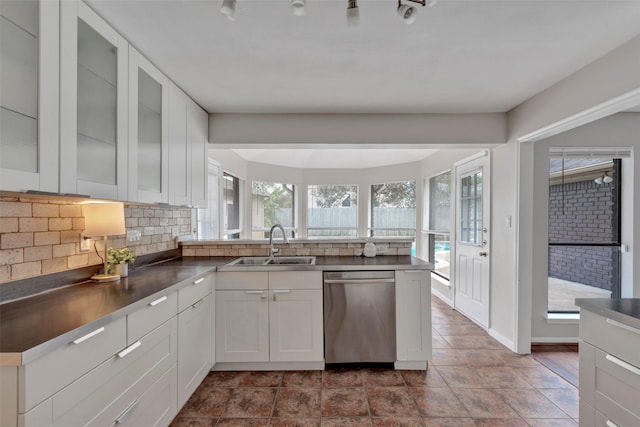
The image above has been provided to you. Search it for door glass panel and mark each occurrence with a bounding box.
[459,169,482,245]
[76,18,117,185]
[137,69,162,192]
[0,1,38,172]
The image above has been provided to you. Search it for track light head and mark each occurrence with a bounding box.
[594,177,603,185]
[397,4,417,24]
[346,0,359,27]
[603,173,614,184]
[291,0,306,16]
[220,0,236,21]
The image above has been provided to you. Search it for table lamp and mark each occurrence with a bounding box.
[84,202,126,282]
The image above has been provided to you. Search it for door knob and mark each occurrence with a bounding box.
[479,251,488,257]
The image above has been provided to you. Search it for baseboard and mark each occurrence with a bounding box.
[488,328,515,352]
[431,288,453,307]
[394,360,428,370]
[212,361,324,371]
[531,337,580,344]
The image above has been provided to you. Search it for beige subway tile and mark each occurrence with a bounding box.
[152,234,163,244]
[24,245,52,262]
[34,231,60,246]
[67,254,88,268]
[125,217,138,227]
[32,203,59,217]
[59,205,82,217]
[310,248,325,256]
[19,218,48,232]
[72,218,85,230]
[208,249,225,256]
[318,244,333,248]
[0,218,19,233]
[398,248,411,255]
[88,252,103,266]
[129,208,143,217]
[238,249,254,256]
[180,210,190,217]
[224,249,239,257]
[140,235,152,245]
[172,210,181,218]
[183,248,196,256]
[297,248,311,256]
[0,265,10,282]
[325,248,340,256]
[348,243,362,248]
[11,261,41,280]
[0,248,23,265]
[60,230,81,244]
[195,249,209,256]
[53,243,76,258]
[1,233,34,249]
[42,257,69,274]
[386,248,398,255]
[0,201,31,217]
[339,248,355,256]
[143,209,155,218]
[49,218,72,231]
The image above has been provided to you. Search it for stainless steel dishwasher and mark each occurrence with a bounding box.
[323,271,396,364]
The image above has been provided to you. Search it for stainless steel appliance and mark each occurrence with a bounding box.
[323,271,396,363]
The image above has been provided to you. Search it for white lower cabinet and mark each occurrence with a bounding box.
[215,271,323,366]
[395,270,432,369]
[178,292,213,408]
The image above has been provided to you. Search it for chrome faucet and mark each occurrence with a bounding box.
[269,224,289,261]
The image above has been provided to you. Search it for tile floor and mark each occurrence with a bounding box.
[170,296,579,426]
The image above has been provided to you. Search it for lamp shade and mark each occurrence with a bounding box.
[84,203,126,237]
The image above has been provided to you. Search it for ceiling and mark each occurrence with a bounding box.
[86,0,640,115]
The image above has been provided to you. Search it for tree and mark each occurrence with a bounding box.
[309,185,358,208]
[371,181,416,208]
[252,182,294,227]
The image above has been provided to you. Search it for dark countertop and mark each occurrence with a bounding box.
[576,298,640,330]
[0,255,430,366]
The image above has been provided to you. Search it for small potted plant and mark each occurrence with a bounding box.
[106,247,136,277]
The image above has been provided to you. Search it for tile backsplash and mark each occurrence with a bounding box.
[182,241,413,257]
[0,194,193,283]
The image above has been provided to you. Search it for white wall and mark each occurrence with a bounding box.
[209,113,506,146]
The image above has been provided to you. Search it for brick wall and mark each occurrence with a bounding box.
[548,173,618,291]
[0,194,193,283]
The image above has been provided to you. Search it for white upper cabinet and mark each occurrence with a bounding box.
[168,82,190,206]
[0,0,59,192]
[59,0,128,200]
[128,47,169,204]
[190,102,208,209]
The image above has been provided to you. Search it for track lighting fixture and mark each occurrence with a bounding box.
[396,0,436,24]
[220,0,236,21]
[594,172,613,185]
[291,0,306,16]
[346,0,359,27]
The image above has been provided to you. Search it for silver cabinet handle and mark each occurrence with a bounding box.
[115,400,139,424]
[73,327,105,345]
[272,289,290,294]
[324,279,395,284]
[606,420,620,427]
[246,290,264,294]
[149,296,167,306]
[605,354,640,375]
[606,318,640,335]
[117,341,141,358]
[193,277,205,285]
[192,298,204,310]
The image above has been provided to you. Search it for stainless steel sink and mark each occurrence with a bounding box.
[225,256,316,266]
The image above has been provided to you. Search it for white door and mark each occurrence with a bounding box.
[454,153,490,328]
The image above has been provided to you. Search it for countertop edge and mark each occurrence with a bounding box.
[576,298,640,330]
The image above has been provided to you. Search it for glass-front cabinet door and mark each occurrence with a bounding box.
[128,47,168,203]
[0,0,59,192]
[59,0,128,200]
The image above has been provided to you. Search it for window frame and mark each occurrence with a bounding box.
[369,180,417,238]
[424,170,452,281]
[306,184,359,238]
[251,180,297,239]
[222,171,243,239]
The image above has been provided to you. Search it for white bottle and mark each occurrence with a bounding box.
[363,240,377,257]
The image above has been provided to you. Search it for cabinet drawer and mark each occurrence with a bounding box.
[128,291,178,344]
[581,310,640,367]
[20,316,127,413]
[45,317,177,427]
[179,273,212,312]
[109,363,177,427]
[216,271,268,291]
[592,347,640,423]
[269,271,322,290]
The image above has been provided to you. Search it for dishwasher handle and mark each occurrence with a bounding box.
[324,278,395,284]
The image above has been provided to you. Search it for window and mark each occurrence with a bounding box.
[370,181,416,237]
[197,161,219,239]
[426,171,451,280]
[547,155,622,313]
[223,172,241,239]
[459,170,483,245]
[252,181,295,239]
[307,185,358,237]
